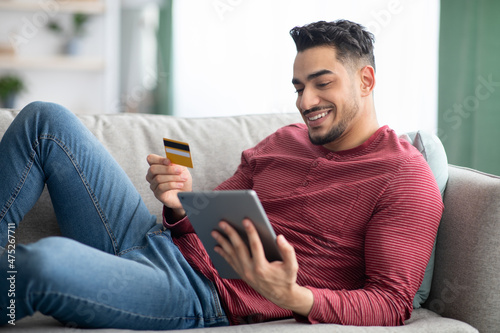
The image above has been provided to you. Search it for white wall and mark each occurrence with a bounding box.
[172,0,440,134]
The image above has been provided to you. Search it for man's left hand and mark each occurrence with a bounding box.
[211,219,314,317]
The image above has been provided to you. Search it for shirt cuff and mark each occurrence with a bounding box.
[292,287,323,324]
[162,206,195,236]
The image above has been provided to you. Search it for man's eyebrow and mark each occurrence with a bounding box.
[292,69,335,85]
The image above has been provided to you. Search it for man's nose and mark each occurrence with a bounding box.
[299,88,321,112]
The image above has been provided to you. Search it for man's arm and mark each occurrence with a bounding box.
[301,157,443,325]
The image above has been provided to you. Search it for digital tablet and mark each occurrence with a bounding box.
[177,190,282,279]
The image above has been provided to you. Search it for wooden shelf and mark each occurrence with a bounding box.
[0,1,105,14]
[0,55,105,71]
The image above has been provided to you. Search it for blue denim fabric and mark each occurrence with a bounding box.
[0,102,229,329]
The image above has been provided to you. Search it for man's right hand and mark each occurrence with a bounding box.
[146,154,192,219]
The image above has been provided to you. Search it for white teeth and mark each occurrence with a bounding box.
[308,111,329,121]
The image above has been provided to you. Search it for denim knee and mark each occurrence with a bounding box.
[19,101,75,130]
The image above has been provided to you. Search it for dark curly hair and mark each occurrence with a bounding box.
[290,20,375,72]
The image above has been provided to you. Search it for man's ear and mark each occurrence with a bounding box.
[359,66,375,97]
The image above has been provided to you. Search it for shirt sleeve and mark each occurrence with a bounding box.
[162,206,195,236]
[295,156,444,326]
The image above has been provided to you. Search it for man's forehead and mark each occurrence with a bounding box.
[292,47,343,81]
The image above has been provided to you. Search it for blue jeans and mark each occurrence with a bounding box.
[0,102,229,329]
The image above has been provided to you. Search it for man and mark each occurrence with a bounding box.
[0,20,442,329]
[147,20,443,325]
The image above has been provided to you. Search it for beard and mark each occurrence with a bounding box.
[308,99,360,146]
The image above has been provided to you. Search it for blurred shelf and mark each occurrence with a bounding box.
[0,1,105,14]
[0,0,119,113]
[0,55,105,71]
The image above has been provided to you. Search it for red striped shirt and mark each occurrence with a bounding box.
[164,124,443,326]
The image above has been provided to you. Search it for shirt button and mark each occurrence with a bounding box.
[311,161,319,167]
[302,181,309,187]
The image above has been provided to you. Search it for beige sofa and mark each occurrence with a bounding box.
[1,108,498,333]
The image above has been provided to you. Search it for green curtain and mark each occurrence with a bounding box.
[154,0,173,115]
[438,0,500,175]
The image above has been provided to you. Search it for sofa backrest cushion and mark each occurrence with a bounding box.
[77,112,304,220]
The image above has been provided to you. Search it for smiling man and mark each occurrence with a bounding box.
[150,20,444,326]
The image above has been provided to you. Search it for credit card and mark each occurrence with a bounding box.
[163,138,193,168]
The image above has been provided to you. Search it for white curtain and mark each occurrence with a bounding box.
[171,0,440,134]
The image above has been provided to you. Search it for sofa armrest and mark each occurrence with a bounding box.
[426,165,500,333]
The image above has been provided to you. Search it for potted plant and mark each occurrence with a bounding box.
[0,75,25,109]
[47,13,91,55]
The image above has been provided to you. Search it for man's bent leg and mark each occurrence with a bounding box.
[0,102,157,254]
[0,228,229,329]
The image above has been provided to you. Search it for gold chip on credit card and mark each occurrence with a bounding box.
[163,138,193,168]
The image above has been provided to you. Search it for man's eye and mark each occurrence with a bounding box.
[317,82,331,88]
[295,88,304,95]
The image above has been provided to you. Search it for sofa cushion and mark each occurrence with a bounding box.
[2,110,304,243]
[6,308,478,332]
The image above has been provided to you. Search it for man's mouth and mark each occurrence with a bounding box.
[307,111,330,121]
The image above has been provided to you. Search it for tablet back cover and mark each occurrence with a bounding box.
[178,190,281,279]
